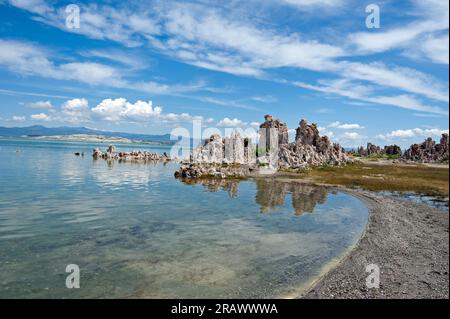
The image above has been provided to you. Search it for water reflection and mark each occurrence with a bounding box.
[256,179,330,215]
[179,178,240,198]
[0,139,370,298]
[178,178,332,216]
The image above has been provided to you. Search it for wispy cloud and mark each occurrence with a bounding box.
[294,79,448,115]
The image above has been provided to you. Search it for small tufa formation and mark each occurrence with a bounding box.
[92,145,170,162]
[357,143,402,157]
[278,119,349,169]
[358,143,382,156]
[384,144,402,156]
[367,143,381,156]
[402,134,449,163]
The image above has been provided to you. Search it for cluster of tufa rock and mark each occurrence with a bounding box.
[278,119,349,169]
[92,145,170,162]
[402,134,449,163]
[357,143,402,157]
[175,115,350,178]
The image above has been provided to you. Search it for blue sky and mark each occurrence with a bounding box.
[0,0,448,147]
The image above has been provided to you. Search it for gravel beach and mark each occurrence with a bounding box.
[302,188,449,299]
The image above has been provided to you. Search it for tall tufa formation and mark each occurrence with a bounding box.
[259,114,289,147]
[278,119,349,169]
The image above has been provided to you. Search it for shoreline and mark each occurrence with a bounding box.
[294,185,449,299]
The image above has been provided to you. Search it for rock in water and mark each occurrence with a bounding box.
[92,146,171,162]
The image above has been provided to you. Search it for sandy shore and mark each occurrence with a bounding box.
[300,187,449,299]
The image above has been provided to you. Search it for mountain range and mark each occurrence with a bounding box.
[0,125,174,144]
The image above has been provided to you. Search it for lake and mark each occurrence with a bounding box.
[0,138,368,298]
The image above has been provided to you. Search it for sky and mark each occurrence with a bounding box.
[0,0,448,147]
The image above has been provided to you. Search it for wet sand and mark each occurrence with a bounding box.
[301,187,449,299]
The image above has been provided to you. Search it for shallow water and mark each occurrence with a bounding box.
[378,191,449,212]
[0,138,368,298]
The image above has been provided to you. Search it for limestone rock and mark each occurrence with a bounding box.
[402,134,449,163]
[260,114,289,145]
[384,145,402,156]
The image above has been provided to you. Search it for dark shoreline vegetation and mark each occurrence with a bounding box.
[278,161,449,198]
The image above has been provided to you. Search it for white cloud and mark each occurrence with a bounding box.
[377,128,449,140]
[341,132,363,140]
[160,112,203,123]
[419,34,449,64]
[317,126,334,138]
[161,4,344,75]
[280,0,344,8]
[5,0,449,117]
[12,115,26,122]
[23,97,204,126]
[61,98,90,123]
[217,117,247,127]
[340,62,448,102]
[250,95,277,103]
[294,79,448,115]
[349,0,449,57]
[0,40,211,96]
[9,0,52,15]
[25,100,52,109]
[91,98,162,122]
[80,49,148,69]
[30,113,50,121]
[61,98,89,111]
[328,121,364,129]
[0,40,124,87]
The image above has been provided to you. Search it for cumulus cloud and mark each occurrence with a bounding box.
[217,117,247,127]
[377,128,449,140]
[22,97,206,126]
[30,113,50,121]
[328,121,364,129]
[91,98,162,122]
[61,98,90,123]
[317,126,334,138]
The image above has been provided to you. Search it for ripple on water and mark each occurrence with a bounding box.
[0,139,369,298]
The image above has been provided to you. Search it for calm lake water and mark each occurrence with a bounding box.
[0,138,369,298]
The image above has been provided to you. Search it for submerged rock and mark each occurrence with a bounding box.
[174,163,254,179]
[92,145,171,162]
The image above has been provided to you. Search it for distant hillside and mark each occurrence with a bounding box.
[0,125,175,144]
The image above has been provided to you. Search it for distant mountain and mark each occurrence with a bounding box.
[0,125,175,144]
